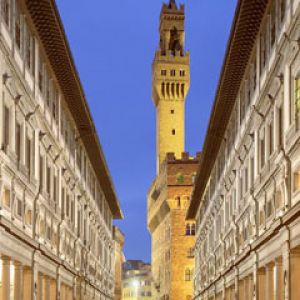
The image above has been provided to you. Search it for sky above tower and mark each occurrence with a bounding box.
[55,0,237,262]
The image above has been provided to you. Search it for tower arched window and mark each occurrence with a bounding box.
[185,268,193,281]
[161,82,165,97]
[166,83,170,98]
[171,83,175,97]
[169,27,182,55]
[185,223,191,236]
[181,84,185,97]
[191,224,196,236]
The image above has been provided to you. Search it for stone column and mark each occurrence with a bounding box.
[14,261,24,300]
[290,247,300,300]
[282,241,290,300]
[2,256,11,300]
[252,262,259,300]
[23,266,32,300]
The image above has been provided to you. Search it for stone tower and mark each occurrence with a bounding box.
[152,0,190,172]
[148,2,198,300]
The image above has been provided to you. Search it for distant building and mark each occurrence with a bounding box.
[114,227,125,300]
[187,0,300,299]
[122,260,152,300]
[147,1,199,300]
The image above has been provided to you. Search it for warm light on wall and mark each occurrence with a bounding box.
[0,259,15,284]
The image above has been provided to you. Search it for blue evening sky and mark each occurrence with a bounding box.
[55,0,237,262]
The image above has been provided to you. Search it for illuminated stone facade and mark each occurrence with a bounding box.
[122,261,152,300]
[0,0,122,299]
[114,227,125,300]
[148,153,199,300]
[187,0,300,299]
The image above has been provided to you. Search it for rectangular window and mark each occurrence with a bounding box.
[161,69,167,76]
[240,93,245,124]
[279,0,286,24]
[2,0,10,28]
[260,136,265,169]
[15,6,21,50]
[294,171,300,192]
[278,106,283,146]
[52,89,58,120]
[3,189,10,208]
[3,106,10,148]
[66,194,70,218]
[260,32,267,74]
[46,75,51,108]
[53,175,57,203]
[46,165,51,194]
[244,167,248,193]
[251,58,257,94]
[25,25,34,73]
[26,136,31,175]
[270,2,276,48]
[170,70,176,76]
[269,121,274,155]
[250,156,255,186]
[295,77,300,112]
[77,211,81,236]
[15,122,21,161]
[71,200,74,223]
[39,155,44,190]
[38,55,44,92]
[180,70,185,77]
[61,187,65,216]
[17,199,22,217]
[266,200,273,218]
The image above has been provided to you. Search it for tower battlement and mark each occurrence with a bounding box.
[161,0,184,15]
[165,152,201,163]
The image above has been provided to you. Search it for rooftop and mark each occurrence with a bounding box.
[24,0,123,219]
[187,0,269,219]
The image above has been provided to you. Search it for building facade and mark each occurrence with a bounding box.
[148,2,198,300]
[0,0,123,299]
[148,153,199,300]
[187,0,300,299]
[114,227,125,300]
[122,261,152,300]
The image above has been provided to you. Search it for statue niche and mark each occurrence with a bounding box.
[169,27,182,55]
